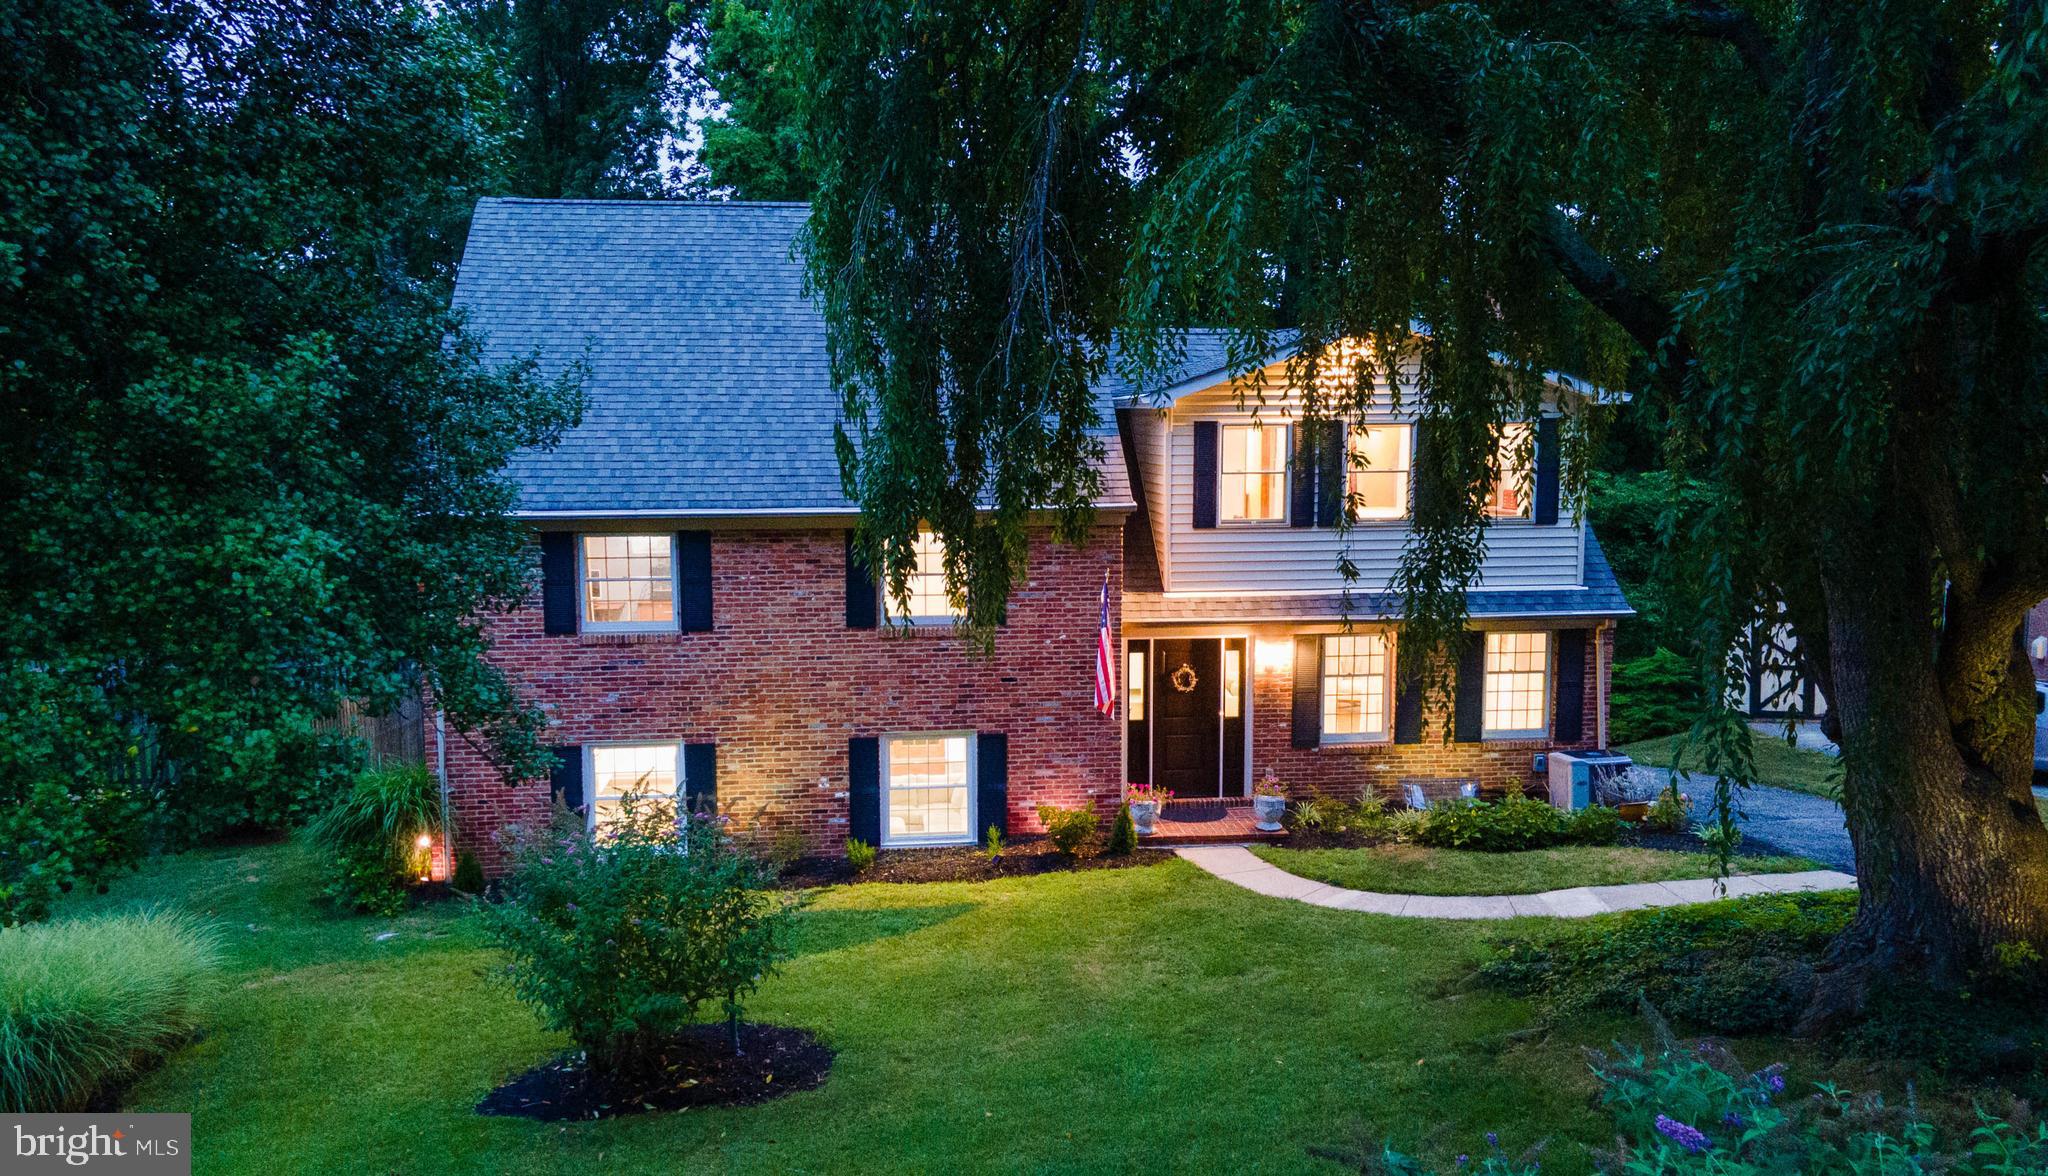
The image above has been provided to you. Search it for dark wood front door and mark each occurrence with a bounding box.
[1152,638,1221,797]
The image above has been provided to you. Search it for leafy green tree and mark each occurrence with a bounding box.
[0,0,581,921]
[692,0,813,199]
[793,0,2048,1012]
[453,0,706,197]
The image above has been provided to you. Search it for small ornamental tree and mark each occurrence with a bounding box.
[476,798,801,1081]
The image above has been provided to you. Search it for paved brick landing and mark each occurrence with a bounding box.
[1142,800,1285,845]
[1176,845,1857,919]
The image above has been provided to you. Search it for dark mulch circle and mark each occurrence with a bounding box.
[476,1024,833,1121]
[774,838,1173,888]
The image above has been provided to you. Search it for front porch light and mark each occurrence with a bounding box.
[1255,637,1293,675]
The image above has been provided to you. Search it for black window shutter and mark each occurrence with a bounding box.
[1394,661,1423,744]
[1453,635,1486,742]
[1409,421,1437,520]
[976,733,1008,838]
[1554,630,1587,742]
[1291,635,1322,748]
[845,533,878,629]
[548,744,584,812]
[1316,423,1345,528]
[847,736,880,845]
[1289,424,1316,528]
[684,742,717,815]
[676,531,713,631]
[1533,416,1561,525]
[1192,421,1219,529]
[540,532,578,635]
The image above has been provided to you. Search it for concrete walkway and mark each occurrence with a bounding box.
[1175,845,1856,920]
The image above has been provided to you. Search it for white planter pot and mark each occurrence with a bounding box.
[1252,794,1287,831]
[1129,801,1159,836]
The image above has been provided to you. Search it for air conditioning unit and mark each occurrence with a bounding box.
[1547,750,1637,811]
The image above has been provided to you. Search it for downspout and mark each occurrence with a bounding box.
[434,708,452,843]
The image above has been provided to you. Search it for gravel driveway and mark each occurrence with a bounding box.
[1632,766,1856,872]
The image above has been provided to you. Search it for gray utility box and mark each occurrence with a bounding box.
[1546,750,1637,810]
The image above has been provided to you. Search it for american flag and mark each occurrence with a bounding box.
[1093,570,1116,716]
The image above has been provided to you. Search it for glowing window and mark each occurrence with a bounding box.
[890,530,962,624]
[581,535,677,629]
[588,743,680,832]
[1128,650,1146,721]
[1219,422,1290,522]
[1347,424,1412,521]
[1483,632,1550,737]
[881,733,974,846]
[1222,645,1243,718]
[1322,633,1391,741]
[1484,423,1533,519]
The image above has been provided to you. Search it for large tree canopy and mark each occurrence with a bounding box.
[793,0,2048,1013]
[0,0,581,921]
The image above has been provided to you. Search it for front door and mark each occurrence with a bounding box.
[1151,638,1222,798]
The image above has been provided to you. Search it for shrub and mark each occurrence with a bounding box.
[307,762,441,915]
[1415,794,1569,852]
[766,826,810,870]
[1,910,221,1112]
[477,798,802,1080]
[1645,784,1691,833]
[1105,804,1137,856]
[1478,892,1853,1033]
[845,838,876,873]
[1608,647,1703,744]
[451,850,485,894]
[1291,799,1328,830]
[982,825,1004,860]
[1036,803,1099,857]
[1565,804,1625,846]
[1386,808,1428,843]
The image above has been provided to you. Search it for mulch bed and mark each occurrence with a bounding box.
[477,1024,833,1121]
[775,838,1174,887]
[1270,823,1806,860]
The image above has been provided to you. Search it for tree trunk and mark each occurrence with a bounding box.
[1801,544,2048,1030]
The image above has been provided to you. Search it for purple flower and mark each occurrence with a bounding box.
[1722,1111,1745,1128]
[1486,1132,1498,1147]
[1654,1115,1710,1154]
[1767,1073,1785,1094]
[1455,1156,1468,1168]
[564,902,578,912]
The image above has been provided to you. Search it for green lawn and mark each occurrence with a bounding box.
[1252,844,1822,896]
[67,840,1637,1174]
[1619,732,1844,799]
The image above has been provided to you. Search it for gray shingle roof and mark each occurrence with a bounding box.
[1122,530,1634,622]
[454,198,1131,514]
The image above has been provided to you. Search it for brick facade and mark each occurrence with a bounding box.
[437,522,1125,874]
[1243,625,1610,802]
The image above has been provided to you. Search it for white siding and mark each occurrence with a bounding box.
[1154,380,1584,594]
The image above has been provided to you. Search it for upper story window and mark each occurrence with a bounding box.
[890,529,963,624]
[1219,422,1290,523]
[588,742,681,833]
[1483,631,1550,737]
[1347,424,1413,521]
[1484,423,1534,520]
[1322,633,1392,741]
[582,534,677,630]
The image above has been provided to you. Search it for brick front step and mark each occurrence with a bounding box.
[1141,799,1285,844]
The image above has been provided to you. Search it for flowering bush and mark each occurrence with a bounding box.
[475,797,801,1081]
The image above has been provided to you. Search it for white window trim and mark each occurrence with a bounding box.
[1483,422,1536,524]
[1482,632,1552,740]
[584,741,686,831]
[1214,420,1292,527]
[1320,631,1396,745]
[577,533,682,634]
[879,730,977,848]
[884,531,964,627]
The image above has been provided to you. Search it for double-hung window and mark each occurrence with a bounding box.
[1484,423,1534,520]
[1322,633,1392,741]
[587,742,683,833]
[881,732,975,846]
[1347,424,1413,521]
[581,534,678,630]
[889,530,963,625]
[1219,422,1290,523]
[1482,632,1550,738]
